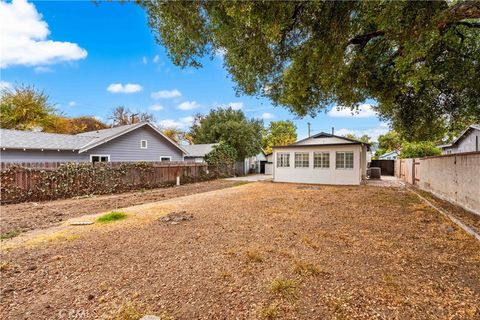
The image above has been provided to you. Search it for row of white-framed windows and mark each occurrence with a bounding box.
[277,151,354,169]
[277,153,290,167]
[294,152,309,168]
[336,151,354,169]
[313,152,330,168]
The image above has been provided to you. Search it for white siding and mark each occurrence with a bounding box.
[295,136,355,145]
[273,145,363,185]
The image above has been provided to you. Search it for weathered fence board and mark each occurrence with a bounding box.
[1,161,234,204]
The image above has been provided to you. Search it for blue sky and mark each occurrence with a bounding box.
[1,0,388,140]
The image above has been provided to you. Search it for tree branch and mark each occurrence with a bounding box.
[438,0,480,30]
[348,30,385,49]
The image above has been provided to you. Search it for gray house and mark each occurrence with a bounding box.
[438,124,480,155]
[0,122,187,163]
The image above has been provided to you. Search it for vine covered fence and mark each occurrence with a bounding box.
[0,161,234,204]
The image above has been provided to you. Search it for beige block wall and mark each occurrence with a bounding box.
[396,153,480,215]
[419,153,480,215]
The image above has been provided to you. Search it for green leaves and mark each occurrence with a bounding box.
[141,1,480,141]
[189,107,263,160]
[263,120,297,154]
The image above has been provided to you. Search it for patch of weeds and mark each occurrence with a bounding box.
[0,261,13,271]
[219,269,233,281]
[232,181,252,187]
[97,211,127,223]
[245,249,263,263]
[269,278,297,300]
[113,303,144,320]
[301,236,319,249]
[0,230,20,240]
[260,301,281,319]
[293,260,327,277]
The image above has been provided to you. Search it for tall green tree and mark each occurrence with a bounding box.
[263,120,297,154]
[140,1,480,141]
[343,133,371,144]
[189,107,263,160]
[0,84,57,130]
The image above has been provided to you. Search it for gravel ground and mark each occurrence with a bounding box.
[0,179,241,236]
[1,182,479,319]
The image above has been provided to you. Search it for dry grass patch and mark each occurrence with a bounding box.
[293,259,328,277]
[259,301,281,319]
[269,278,297,299]
[245,249,263,263]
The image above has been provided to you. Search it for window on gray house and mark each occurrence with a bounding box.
[141,140,148,149]
[91,155,109,163]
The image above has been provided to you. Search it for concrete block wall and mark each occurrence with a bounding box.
[396,152,480,215]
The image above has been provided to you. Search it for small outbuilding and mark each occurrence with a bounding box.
[272,132,370,185]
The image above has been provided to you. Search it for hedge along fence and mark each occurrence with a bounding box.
[0,161,235,204]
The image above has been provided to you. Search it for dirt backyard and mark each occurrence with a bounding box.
[0,179,241,237]
[1,182,479,319]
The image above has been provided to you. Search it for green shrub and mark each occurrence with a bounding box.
[400,141,442,158]
[96,211,127,223]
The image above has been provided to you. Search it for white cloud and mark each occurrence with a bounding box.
[158,116,194,129]
[34,66,53,73]
[177,101,200,110]
[142,56,147,64]
[151,89,182,99]
[107,83,143,94]
[68,101,76,107]
[261,112,275,120]
[335,126,389,142]
[149,104,164,111]
[153,54,160,64]
[0,0,87,68]
[328,104,377,118]
[0,81,13,90]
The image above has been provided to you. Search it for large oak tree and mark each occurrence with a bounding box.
[140,0,480,141]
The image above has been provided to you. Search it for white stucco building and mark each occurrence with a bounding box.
[272,133,370,185]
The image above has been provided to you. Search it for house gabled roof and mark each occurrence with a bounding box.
[0,122,187,154]
[292,132,371,146]
[77,122,187,154]
[450,124,480,146]
[182,143,217,157]
[273,132,371,150]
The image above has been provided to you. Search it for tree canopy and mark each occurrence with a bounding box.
[343,133,371,144]
[108,106,155,126]
[400,141,442,158]
[263,120,297,154]
[0,84,108,134]
[0,84,56,130]
[204,141,237,166]
[140,1,480,141]
[189,107,263,159]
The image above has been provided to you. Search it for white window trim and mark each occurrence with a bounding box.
[140,140,148,149]
[277,152,290,168]
[90,154,110,162]
[160,156,172,161]
[294,152,310,168]
[335,151,354,170]
[313,152,330,169]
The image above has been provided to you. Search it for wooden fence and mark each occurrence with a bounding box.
[0,161,234,204]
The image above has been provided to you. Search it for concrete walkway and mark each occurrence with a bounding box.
[363,175,405,187]
[225,174,273,182]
